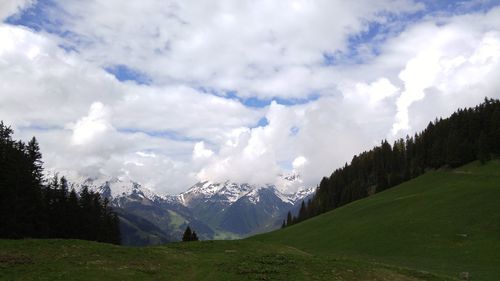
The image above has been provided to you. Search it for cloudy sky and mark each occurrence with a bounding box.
[1,0,499,194]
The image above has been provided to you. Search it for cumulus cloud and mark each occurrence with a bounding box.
[193,142,214,159]
[292,156,307,170]
[2,2,500,194]
[70,102,112,146]
[0,24,260,193]
[32,0,422,99]
[196,7,500,189]
[391,9,500,135]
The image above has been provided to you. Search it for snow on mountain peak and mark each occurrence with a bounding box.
[181,177,315,206]
[77,172,315,208]
[181,181,254,206]
[79,177,158,201]
[287,186,316,204]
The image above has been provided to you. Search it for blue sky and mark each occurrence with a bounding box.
[104,65,152,85]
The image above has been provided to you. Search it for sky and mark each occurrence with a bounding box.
[1,0,500,194]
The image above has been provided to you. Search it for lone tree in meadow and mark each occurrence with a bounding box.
[182,226,199,241]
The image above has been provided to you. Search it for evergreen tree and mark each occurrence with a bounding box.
[191,231,199,241]
[182,226,193,242]
[477,132,490,164]
[297,201,307,222]
[26,137,43,183]
[286,211,293,227]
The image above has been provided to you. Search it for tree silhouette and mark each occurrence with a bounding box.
[192,231,199,241]
[0,122,120,244]
[182,226,199,241]
[182,226,193,242]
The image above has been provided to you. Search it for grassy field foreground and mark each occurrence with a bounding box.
[0,239,450,281]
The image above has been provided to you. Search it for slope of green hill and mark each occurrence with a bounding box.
[253,160,500,281]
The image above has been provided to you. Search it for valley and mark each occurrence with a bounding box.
[2,160,499,280]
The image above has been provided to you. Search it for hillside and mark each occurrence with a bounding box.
[253,160,500,281]
[289,99,500,229]
[2,161,499,280]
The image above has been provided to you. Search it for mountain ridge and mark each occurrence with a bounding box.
[78,175,314,207]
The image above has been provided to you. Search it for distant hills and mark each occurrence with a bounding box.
[77,176,314,245]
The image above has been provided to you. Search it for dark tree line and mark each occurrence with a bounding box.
[284,98,500,227]
[0,122,120,244]
[182,226,199,242]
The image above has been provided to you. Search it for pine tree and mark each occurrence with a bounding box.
[66,189,80,238]
[109,213,121,245]
[298,201,307,222]
[26,137,43,183]
[191,231,199,241]
[182,226,193,242]
[477,132,490,164]
[286,211,293,226]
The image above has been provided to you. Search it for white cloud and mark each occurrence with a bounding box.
[112,85,261,142]
[292,156,307,170]
[343,78,400,106]
[391,9,500,135]
[0,24,261,193]
[196,101,298,185]
[39,0,422,99]
[193,142,214,159]
[2,3,500,194]
[0,0,33,21]
[70,102,111,146]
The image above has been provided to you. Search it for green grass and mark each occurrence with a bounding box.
[0,238,449,281]
[253,160,500,281]
[2,161,499,280]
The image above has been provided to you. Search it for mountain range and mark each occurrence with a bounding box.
[77,176,315,245]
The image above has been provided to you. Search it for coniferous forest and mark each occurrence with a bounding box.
[0,122,120,244]
[285,98,500,227]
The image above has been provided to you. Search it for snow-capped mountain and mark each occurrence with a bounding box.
[179,181,254,206]
[79,174,315,210]
[287,186,316,204]
[77,175,315,245]
[175,179,315,235]
[178,180,314,207]
[78,177,165,207]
